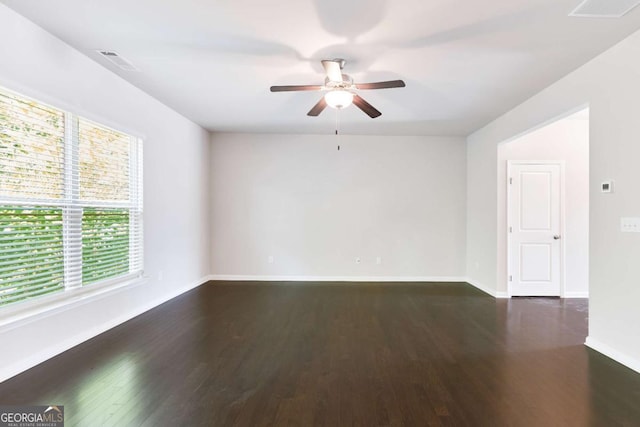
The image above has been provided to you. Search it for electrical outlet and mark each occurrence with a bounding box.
[268,255,274,264]
[376,256,382,265]
[355,257,361,264]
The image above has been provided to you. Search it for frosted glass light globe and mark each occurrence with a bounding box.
[324,90,354,109]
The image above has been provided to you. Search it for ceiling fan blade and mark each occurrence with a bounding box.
[321,60,343,82]
[352,94,382,118]
[270,85,323,92]
[307,97,328,116]
[356,80,406,90]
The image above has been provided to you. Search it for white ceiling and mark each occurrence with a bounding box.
[3,0,640,136]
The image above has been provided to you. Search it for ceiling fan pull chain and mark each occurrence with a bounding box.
[336,109,341,151]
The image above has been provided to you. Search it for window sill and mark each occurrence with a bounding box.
[0,274,148,332]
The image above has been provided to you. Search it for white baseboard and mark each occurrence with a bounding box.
[464,279,588,299]
[585,336,640,374]
[0,275,210,383]
[464,278,510,298]
[209,276,512,299]
[208,275,467,283]
[564,291,589,298]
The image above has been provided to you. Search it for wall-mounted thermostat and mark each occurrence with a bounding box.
[601,180,614,193]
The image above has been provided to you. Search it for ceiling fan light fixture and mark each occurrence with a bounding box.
[324,90,354,109]
[271,59,405,118]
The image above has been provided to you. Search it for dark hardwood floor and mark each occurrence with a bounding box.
[1,282,639,426]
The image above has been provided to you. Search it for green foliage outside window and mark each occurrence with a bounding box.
[0,207,64,305]
[82,208,129,285]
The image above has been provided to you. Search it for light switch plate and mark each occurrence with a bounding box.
[620,217,640,232]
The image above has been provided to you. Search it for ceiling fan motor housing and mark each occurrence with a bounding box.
[325,74,354,88]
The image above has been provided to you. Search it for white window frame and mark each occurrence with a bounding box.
[0,87,145,328]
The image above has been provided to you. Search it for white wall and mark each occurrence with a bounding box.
[467,29,640,372]
[0,5,210,381]
[498,111,589,297]
[210,133,466,280]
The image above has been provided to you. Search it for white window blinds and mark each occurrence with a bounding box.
[0,87,143,307]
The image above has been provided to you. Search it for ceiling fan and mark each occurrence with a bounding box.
[270,59,405,119]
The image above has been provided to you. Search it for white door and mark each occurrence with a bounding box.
[508,163,562,296]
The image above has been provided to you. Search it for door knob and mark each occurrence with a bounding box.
[553,235,561,240]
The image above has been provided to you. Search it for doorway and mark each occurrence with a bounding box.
[498,107,589,298]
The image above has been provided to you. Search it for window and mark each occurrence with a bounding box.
[0,87,143,307]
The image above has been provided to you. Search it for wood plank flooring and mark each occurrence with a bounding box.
[1,282,639,426]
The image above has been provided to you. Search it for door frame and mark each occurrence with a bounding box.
[506,160,566,298]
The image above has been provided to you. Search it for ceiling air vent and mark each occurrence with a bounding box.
[97,50,138,71]
[569,0,640,17]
